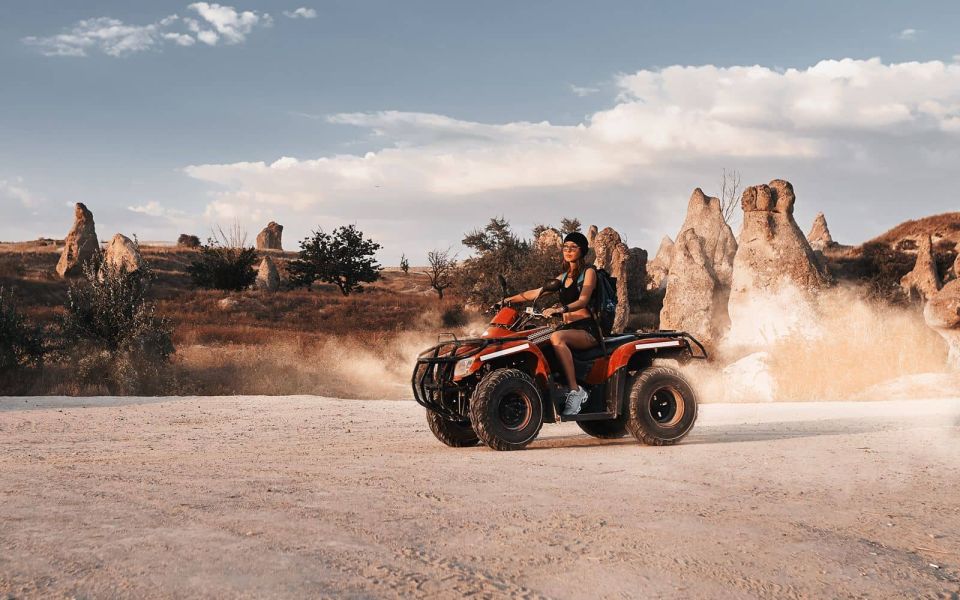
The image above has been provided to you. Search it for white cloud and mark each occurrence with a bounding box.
[188,3,271,45]
[184,57,960,254]
[284,7,318,19]
[0,178,42,208]
[24,3,273,57]
[128,201,186,220]
[897,28,918,41]
[570,84,600,97]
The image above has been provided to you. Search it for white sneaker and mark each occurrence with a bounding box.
[563,387,589,415]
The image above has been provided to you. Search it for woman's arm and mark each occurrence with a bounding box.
[564,268,597,312]
[505,287,542,304]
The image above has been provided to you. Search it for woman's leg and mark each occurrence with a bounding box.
[550,329,597,390]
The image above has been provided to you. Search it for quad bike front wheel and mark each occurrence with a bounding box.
[470,368,543,451]
[626,366,698,446]
[426,409,480,448]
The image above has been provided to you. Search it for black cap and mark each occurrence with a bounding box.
[563,231,589,257]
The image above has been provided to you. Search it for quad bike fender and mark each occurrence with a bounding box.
[477,341,551,384]
[606,337,689,378]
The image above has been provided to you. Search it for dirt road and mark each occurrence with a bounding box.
[1,396,958,599]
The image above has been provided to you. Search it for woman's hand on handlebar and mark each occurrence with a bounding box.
[542,306,564,319]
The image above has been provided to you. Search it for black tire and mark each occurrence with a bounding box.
[470,368,543,451]
[577,418,628,439]
[626,366,698,446]
[426,409,480,448]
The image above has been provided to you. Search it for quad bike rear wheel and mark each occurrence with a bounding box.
[626,366,698,446]
[426,409,480,448]
[470,368,543,451]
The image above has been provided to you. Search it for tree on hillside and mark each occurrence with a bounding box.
[288,224,382,295]
[559,217,582,235]
[399,253,410,275]
[719,168,742,227]
[424,247,457,299]
[455,217,556,305]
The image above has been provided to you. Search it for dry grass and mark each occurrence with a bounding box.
[0,242,459,397]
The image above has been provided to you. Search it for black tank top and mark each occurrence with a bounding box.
[559,265,593,305]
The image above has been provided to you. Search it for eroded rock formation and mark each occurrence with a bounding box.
[256,222,284,251]
[675,188,737,288]
[103,234,143,274]
[591,227,631,333]
[535,228,562,252]
[626,247,647,305]
[900,235,942,301]
[255,256,280,292]
[924,280,960,369]
[807,212,835,251]
[56,203,99,278]
[586,225,598,247]
[646,235,674,291]
[660,229,723,347]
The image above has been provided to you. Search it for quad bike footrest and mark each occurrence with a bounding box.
[559,411,616,423]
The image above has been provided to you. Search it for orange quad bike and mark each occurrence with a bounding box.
[412,276,708,451]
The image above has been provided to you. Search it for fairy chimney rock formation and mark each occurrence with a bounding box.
[256,222,283,251]
[626,247,648,304]
[731,180,827,295]
[924,280,960,369]
[56,203,99,278]
[675,188,738,288]
[646,235,675,291]
[586,225,599,247]
[535,228,563,252]
[103,234,144,274]
[900,235,942,301]
[591,227,621,270]
[590,228,631,332]
[660,229,723,348]
[807,212,835,250]
[255,256,280,292]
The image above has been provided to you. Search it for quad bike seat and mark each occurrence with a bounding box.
[571,334,636,362]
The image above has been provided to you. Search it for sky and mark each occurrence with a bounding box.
[3,1,960,264]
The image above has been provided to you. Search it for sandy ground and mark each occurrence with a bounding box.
[1,396,959,599]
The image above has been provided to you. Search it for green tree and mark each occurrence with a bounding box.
[559,217,582,235]
[399,253,410,275]
[289,224,382,295]
[0,287,44,374]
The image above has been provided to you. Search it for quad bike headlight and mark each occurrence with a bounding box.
[453,356,476,378]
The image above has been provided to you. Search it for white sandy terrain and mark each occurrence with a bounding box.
[1,396,958,599]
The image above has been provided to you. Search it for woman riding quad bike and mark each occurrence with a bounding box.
[412,234,708,451]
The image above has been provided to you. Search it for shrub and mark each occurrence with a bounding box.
[0,287,44,373]
[400,253,410,275]
[440,304,468,328]
[58,255,174,394]
[288,224,382,295]
[186,227,258,291]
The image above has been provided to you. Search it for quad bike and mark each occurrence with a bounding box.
[412,276,708,451]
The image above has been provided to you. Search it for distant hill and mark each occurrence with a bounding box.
[866,212,960,252]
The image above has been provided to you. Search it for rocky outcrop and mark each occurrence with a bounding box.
[586,225,598,247]
[626,247,647,304]
[177,234,201,248]
[254,256,280,292]
[103,234,143,274]
[592,228,631,333]
[56,203,99,278]
[256,222,283,251]
[646,236,674,291]
[675,188,737,288]
[660,229,723,348]
[727,180,828,345]
[535,228,562,252]
[807,212,835,250]
[924,280,960,369]
[900,235,942,301]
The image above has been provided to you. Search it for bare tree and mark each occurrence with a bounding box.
[719,169,742,227]
[425,247,457,299]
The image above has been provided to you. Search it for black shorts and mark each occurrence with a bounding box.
[558,317,601,342]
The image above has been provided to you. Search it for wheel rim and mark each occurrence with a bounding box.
[498,392,533,431]
[648,386,684,427]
